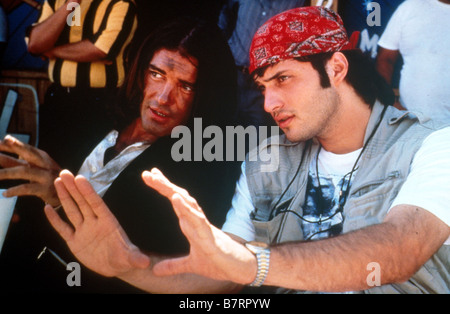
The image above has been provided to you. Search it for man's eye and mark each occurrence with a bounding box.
[278,75,289,83]
[182,84,194,93]
[150,71,163,79]
[257,85,266,93]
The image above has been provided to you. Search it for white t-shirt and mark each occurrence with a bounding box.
[297,147,362,241]
[222,127,450,245]
[377,0,450,123]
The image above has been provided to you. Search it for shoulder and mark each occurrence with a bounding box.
[388,0,422,22]
[396,0,423,11]
[416,126,450,156]
[401,126,450,177]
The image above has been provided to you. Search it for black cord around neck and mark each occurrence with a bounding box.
[270,105,389,228]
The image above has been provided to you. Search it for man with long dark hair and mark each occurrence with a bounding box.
[0,17,240,292]
[46,7,449,294]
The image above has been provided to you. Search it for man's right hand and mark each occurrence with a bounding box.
[45,170,151,277]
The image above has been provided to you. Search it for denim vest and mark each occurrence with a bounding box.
[246,102,449,294]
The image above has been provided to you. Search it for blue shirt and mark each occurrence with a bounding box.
[218,0,306,66]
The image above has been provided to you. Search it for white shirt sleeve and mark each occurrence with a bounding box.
[390,126,450,245]
[221,162,256,242]
[377,1,408,51]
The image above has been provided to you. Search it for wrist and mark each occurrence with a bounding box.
[244,241,271,287]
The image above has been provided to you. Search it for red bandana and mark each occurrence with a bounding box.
[249,6,354,74]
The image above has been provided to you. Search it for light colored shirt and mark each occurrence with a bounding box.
[378,0,450,122]
[77,130,150,197]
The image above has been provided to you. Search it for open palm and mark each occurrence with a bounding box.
[45,170,150,277]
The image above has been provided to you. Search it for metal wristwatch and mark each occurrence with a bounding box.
[244,241,270,287]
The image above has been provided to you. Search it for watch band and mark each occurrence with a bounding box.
[245,242,270,287]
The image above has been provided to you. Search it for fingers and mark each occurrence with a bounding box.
[0,135,35,159]
[0,165,56,184]
[44,204,74,242]
[0,152,28,168]
[0,135,57,169]
[54,176,84,228]
[171,193,206,229]
[72,175,112,219]
[143,168,210,236]
[142,168,198,208]
[55,170,114,227]
[2,182,45,198]
[0,166,58,203]
[59,170,97,220]
[142,168,190,199]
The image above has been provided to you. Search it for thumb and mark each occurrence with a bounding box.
[152,256,190,277]
[128,249,151,270]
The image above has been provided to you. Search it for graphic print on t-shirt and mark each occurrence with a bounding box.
[302,170,349,241]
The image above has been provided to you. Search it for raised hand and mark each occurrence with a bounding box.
[44,170,150,277]
[0,135,61,206]
[141,168,257,285]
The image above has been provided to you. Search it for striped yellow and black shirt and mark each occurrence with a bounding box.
[36,0,137,88]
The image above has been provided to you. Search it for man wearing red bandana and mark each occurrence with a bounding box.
[45,7,449,294]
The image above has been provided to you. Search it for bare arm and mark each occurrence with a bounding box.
[264,205,449,292]
[376,47,404,109]
[28,0,107,63]
[28,0,81,55]
[118,255,241,294]
[376,47,400,86]
[147,169,449,292]
[43,39,108,63]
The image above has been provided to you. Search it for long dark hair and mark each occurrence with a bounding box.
[115,16,238,131]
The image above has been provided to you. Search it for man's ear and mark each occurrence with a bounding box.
[326,52,348,86]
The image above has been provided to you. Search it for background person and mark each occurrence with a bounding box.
[376,0,450,122]
[26,0,138,170]
[218,0,306,129]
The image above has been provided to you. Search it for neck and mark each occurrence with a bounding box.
[114,118,157,153]
[317,88,372,154]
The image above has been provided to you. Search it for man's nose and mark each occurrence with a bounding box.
[263,89,283,114]
[157,83,174,106]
